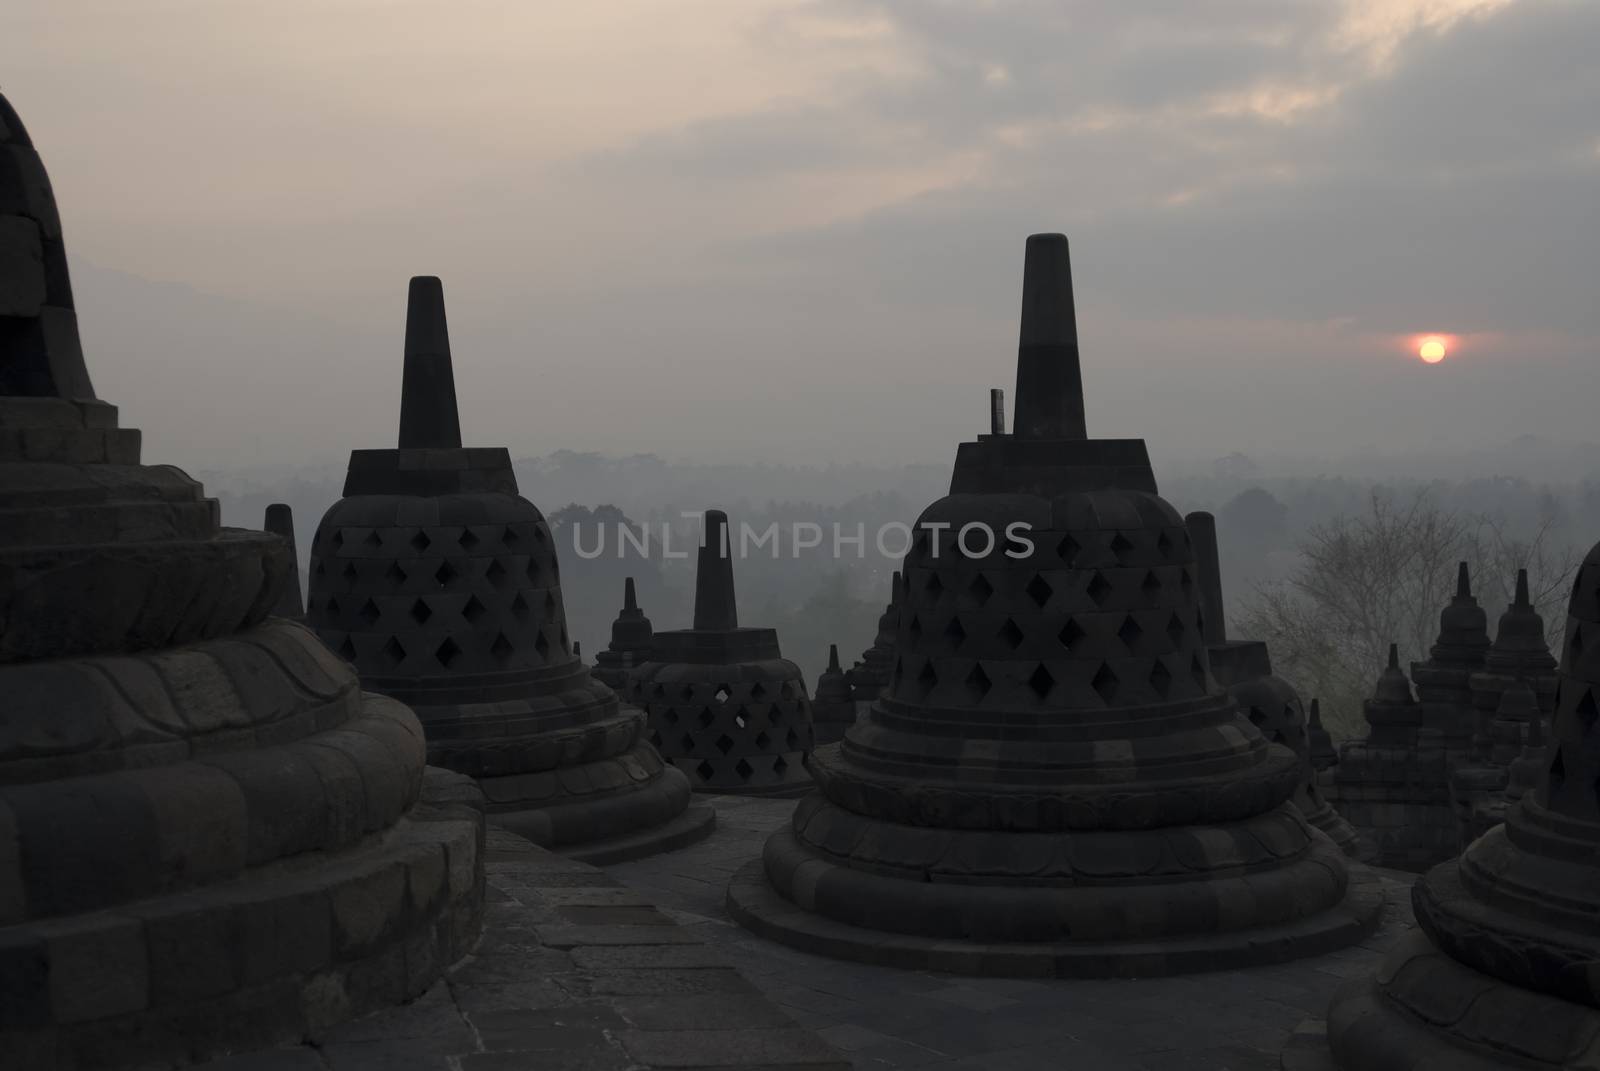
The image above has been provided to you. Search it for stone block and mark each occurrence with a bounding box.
[42,912,149,1024]
[329,858,408,958]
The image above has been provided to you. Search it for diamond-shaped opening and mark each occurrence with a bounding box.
[917,660,938,694]
[780,681,796,700]
[964,663,992,702]
[663,708,680,725]
[411,530,432,552]
[1086,572,1113,607]
[1156,531,1173,557]
[969,573,995,606]
[462,595,486,623]
[1091,662,1119,703]
[654,684,668,698]
[381,636,406,665]
[502,526,521,548]
[314,561,326,577]
[751,681,768,700]
[734,706,749,729]
[1059,618,1085,651]
[998,619,1025,651]
[1149,659,1173,697]
[338,636,357,661]
[1117,615,1143,650]
[673,732,693,754]
[490,632,513,662]
[324,596,342,618]
[944,616,968,648]
[358,598,380,626]
[908,613,923,642]
[680,683,697,701]
[434,561,457,586]
[755,731,771,749]
[696,760,716,782]
[385,561,407,586]
[486,559,509,588]
[769,706,785,726]
[410,598,433,625]
[649,730,663,748]
[697,706,715,728]
[773,755,789,775]
[1110,532,1134,561]
[361,530,381,548]
[715,734,735,755]
[1191,654,1208,690]
[459,528,480,550]
[735,758,755,782]
[332,530,345,548]
[1549,746,1566,789]
[1056,533,1080,565]
[786,728,800,750]
[435,637,461,667]
[1179,568,1195,595]
[715,685,732,703]
[526,558,542,584]
[510,593,530,621]
[342,562,358,581]
[1142,570,1161,595]
[534,631,551,659]
[1167,613,1185,645]
[534,526,548,544]
[1028,664,1054,701]
[925,572,945,599]
[1026,574,1053,609]
[544,593,557,617]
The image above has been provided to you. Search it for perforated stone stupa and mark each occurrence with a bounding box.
[1302,536,1600,1069]
[1186,511,1370,863]
[627,510,815,796]
[727,233,1382,976]
[305,278,712,862]
[0,91,484,1067]
[592,576,653,692]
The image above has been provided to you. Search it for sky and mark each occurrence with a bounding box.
[4,0,1597,474]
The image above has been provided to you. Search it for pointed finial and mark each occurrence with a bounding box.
[1185,511,1228,644]
[263,503,304,619]
[692,509,738,631]
[624,575,639,612]
[1387,643,1400,670]
[1309,698,1323,728]
[573,641,581,658]
[397,276,463,449]
[891,570,904,604]
[989,388,1006,435]
[1515,568,1530,608]
[827,644,842,673]
[1456,561,1471,599]
[1012,233,1085,440]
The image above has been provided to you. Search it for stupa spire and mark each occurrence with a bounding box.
[1185,510,1228,644]
[1456,561,1471,598]
[263,502,305,620]
[397,275,462,449]
[1011,233,1085,440]
[693,509,738,631]
[625,575,639,611]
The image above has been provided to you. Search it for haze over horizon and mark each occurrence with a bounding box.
[5,0,1596,474]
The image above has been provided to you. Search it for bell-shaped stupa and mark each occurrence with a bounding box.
[592,576,654,692]
[627,510,815,795]
[812,643,856,744]
[1315,537,1600,1068]
[1186,511,1371,862]
[0,92,484,1066]
[305,278,711,861]
[727,234,1382,976]
[1412,562,1491,753]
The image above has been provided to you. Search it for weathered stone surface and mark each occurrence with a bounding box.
[731,234,1381,976]
[627,510,815,796]
[306,278,701,863]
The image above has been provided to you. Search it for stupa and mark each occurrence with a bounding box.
[305,278,712,862]
[1186,512,1370,862]
[812,644,856,744]
[845,571,900,704]
[1307,699,1338,773]
[626,509,815,796]
[1411,563,1491,756]
[263,501,305,620]
[1308,536,1600,1069]
[0,91,483,1067]
[592,576,653,692]
[727,233,1382,976]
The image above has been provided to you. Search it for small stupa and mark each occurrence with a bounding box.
[812,643,856,744]
[305,277,712,861]
[263,501,305,620]
[845,571,901,704]
[592,576,654,692]
[1410,562,1490,756]
[1186,511,1371,862]
[1311,537,1600,1069]
[0,90,483,1066]
[627,509,815,795]
[728,234,1381,976]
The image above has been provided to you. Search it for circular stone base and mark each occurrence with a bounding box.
[726,858,1385,979]
[554,801,718,866]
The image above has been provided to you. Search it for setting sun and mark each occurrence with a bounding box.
[1418,337,1447,363]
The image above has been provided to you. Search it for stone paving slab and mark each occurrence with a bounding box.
[604,795,1420,1071]
[188,827,849,1071]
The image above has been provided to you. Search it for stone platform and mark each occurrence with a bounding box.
[186,826,848,1071]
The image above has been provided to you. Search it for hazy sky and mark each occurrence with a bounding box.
[5,0,1597,474]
